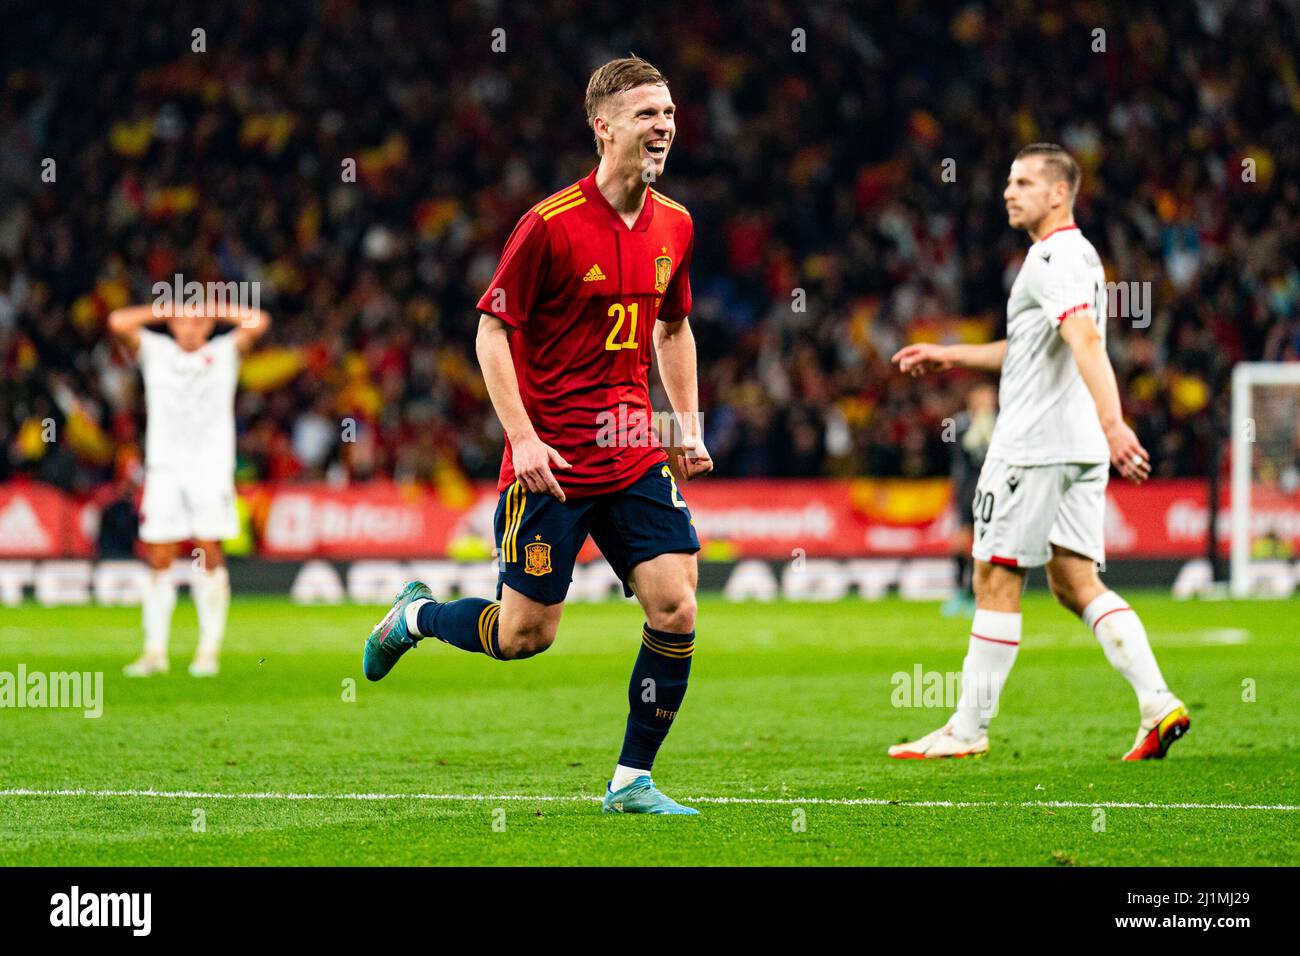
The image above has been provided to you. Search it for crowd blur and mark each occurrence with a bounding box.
[2,0,1297,494]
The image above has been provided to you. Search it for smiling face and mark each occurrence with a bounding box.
[594,82,675,179]
[1003,156,1067,233]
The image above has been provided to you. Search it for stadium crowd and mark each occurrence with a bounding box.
[2,0,1297,494]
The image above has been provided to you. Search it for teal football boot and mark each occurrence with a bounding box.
[363,581,433,681]
[601,776,699,815]
[940,592,976,618]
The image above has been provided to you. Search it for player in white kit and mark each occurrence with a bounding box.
[888,144,1189,761]
[109,300,270,677]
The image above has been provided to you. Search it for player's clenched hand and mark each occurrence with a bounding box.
[512,435,571,502]
[676,435,713,481]
[1105,421,1151,484]
[891,343,954,377]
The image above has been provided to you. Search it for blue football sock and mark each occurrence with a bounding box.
[417,598,503,659]
[618,624,693,771]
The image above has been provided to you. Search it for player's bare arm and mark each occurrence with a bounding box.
[106,304,168,354]
[891,339,1008,376]
[474,312,571,501]
[1058,308,1150,484]
[216,306,271,354]
[653,316,711,480]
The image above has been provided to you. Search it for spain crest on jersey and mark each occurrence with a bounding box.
[654,255,673,294]
[524,537,552,576]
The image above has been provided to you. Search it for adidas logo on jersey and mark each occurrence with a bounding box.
[582,264,607,282]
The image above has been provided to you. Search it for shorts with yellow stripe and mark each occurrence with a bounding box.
[493,462,700,606]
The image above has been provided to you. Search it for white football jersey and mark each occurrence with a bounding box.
[987,226,1109,465]
[137,329,240,478]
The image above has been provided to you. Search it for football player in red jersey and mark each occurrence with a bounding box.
[364,57,710,814]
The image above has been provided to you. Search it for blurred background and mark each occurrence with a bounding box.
[1,0,1297,595]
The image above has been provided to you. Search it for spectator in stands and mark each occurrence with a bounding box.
[1,1,1295,492]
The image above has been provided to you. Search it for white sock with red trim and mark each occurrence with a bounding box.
[1083,591,1172,719]
[950,609,1021,741]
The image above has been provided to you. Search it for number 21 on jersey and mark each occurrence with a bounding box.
[605,302,639,350]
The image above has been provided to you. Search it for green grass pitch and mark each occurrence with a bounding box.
[1,593,1296,866]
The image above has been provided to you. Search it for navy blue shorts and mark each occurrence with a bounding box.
[493,462,701,605]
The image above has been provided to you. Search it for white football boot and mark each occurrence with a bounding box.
[188,652,220,677]
[888,723,989,759]
[123,653,170,677]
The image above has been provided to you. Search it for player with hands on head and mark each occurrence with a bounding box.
[109,296,270,678]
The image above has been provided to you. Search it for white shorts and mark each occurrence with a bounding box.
[969,458,1107,568]
[139,472,239,543]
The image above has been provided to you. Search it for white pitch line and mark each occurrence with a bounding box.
[0,788,1297,812]
[0,788,580,802]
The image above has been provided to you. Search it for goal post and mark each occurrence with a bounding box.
[1230,362,1300,597]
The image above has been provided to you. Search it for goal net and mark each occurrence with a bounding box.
[1230,362,1300,596]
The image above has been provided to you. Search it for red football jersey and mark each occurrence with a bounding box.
[476,168,694,497]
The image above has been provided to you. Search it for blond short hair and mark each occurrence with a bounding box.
[584,56,668,156]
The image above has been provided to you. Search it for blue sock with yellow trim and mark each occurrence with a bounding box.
[415,598,504,659]
[618,624,694,771]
